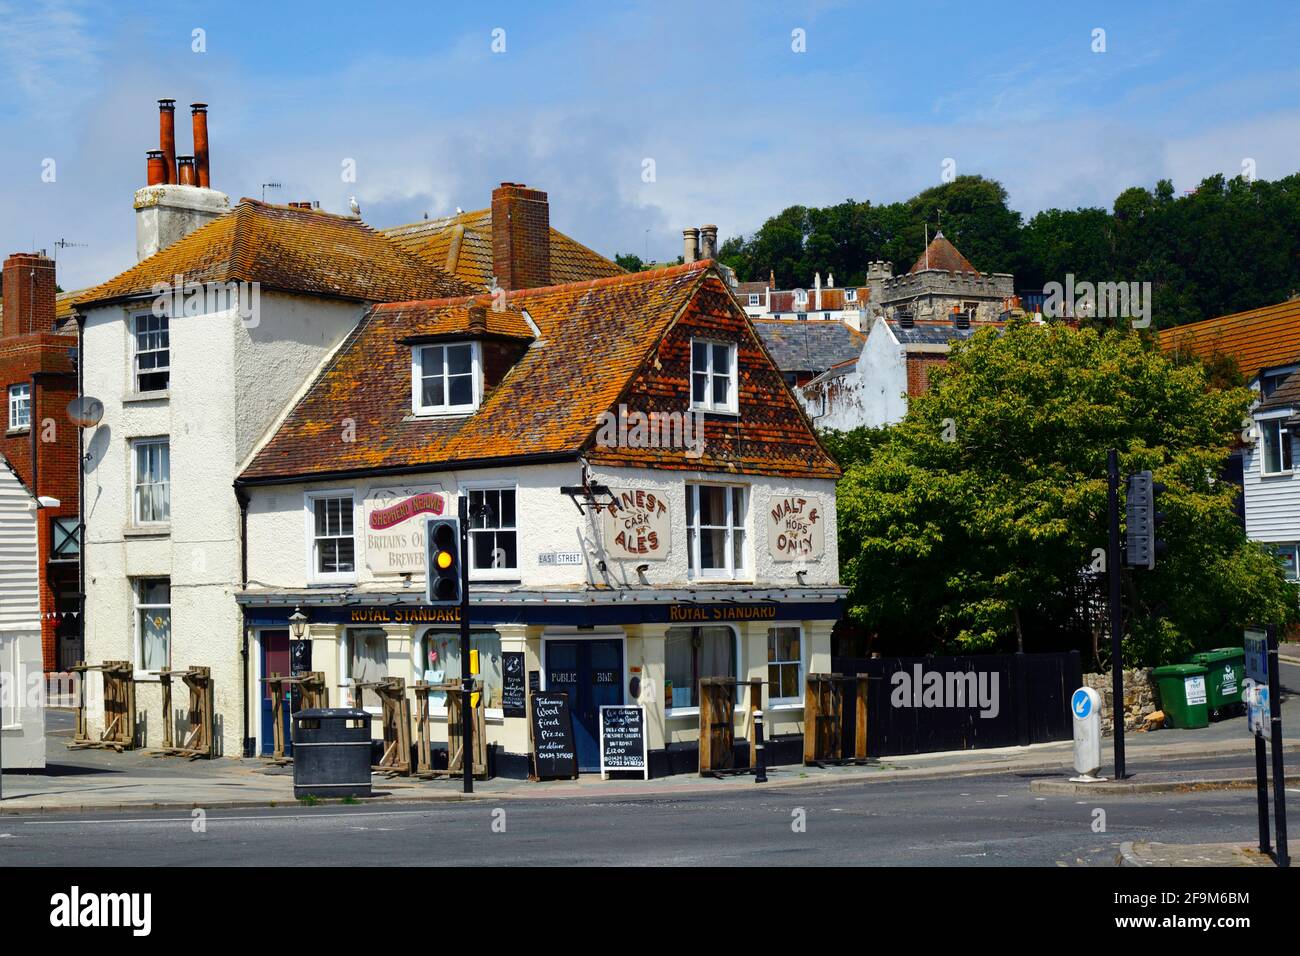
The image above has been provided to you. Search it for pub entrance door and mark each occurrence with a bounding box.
[544,637,623,771]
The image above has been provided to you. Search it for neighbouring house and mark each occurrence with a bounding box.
[0,454,47,768]
[800,311,1007,430]
[234,259,844,776]
[751,318,866,389]
[737,269,871,330]
[0,251,82,671]
[1160,298,1300,567]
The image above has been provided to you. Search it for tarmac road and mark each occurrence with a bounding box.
[1,751,1289,867]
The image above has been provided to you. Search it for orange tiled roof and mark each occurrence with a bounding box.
[1158,298,1300,383]
[382,207,624,289]
[240,261,839,483]
[76,199,475,309]
[909,231,979,275]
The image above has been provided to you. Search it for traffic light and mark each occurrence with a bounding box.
[426,517,462,604]
[1125,470,1168,570]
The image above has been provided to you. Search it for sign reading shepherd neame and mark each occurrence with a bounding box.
[364,485,447,574]
[767,494,825,561]
[601,488,671,560]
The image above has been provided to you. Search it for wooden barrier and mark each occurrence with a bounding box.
[698,677,764,776]
[803,672,870,766]
[413,679,487,779]
[353,676,412,776]
[152,666,214,758]
[69,660,137,751]
[260,672,328,762]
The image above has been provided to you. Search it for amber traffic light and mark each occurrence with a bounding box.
[426,518,461,604]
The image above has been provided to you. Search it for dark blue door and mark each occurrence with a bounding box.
[546,639,623,771]
[260,630,292,756]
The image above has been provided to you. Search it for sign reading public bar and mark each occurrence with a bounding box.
[601,487,671,560]
[767,494,824,561]
[364,485,447,574]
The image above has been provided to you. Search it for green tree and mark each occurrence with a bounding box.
[835,320,1294,665]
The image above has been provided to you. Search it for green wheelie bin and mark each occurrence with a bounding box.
[1151,663,1210,729]
[1185,647,1245,718]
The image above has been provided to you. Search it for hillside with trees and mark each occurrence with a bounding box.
[718,173,1300,330]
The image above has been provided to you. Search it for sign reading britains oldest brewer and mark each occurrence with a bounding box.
[364,486,447,574]
[767,494,824,561]
[601,488,671,560]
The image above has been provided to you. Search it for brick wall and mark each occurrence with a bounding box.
[0,331,79,669]
[905,353,947,397]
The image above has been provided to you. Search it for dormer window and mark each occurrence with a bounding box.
[412,341,481,415]
[690,339,738,414]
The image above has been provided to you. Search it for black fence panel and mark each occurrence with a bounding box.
[832,651,1080,758]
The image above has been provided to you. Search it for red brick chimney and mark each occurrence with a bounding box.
[491,183,550,290]
[2,252,57,338]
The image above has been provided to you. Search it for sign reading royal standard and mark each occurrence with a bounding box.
[602,487,671,560]
[364,485,447,574]
[767,494,825,561]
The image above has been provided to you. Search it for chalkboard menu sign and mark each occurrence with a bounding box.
[599,705,648,780]
[501,652,526,718]
[530,691,578,780]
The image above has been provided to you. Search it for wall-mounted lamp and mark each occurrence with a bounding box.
[289,606,309,641]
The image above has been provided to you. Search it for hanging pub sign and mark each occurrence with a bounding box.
[767,494,825,561]
[364,485,447,574]
[599,705,648,780]
[601,488,671,560]
[530,691,578,780]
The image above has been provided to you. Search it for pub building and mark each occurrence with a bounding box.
[235,260,845,776]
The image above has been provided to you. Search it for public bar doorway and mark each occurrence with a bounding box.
[544,636,624,771]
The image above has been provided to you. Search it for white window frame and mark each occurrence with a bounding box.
[689,338,739,414]
[7,383,30,431]
[131,437,170,526]
[766,624,804,705]
[411,341,481,416]
[1275,544,1300,582]
[686,483,749,580]
[748,293,760,306]
[1259,414,1294,476]
[845,289,857,302]
[412,627,505,719]
[133,577,171,678]
[132,312,170,393]
[462,483,519,580]
[305,491,357,584]
[663,624,741,718]
[340,627,389,714]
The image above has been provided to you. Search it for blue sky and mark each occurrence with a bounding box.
[2,0,1299,289]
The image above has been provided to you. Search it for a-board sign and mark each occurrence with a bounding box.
[599,705,649,780]
[530,691,578,780]
[501,652,526,718]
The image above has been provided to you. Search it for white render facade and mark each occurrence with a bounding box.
[79,290,365,754]
[238,461,843,776]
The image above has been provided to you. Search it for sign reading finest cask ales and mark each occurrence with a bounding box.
[501,652,526,718]
[364,485,448,574]
[599,705,648,780]
[530,691,578,779]
[767,494,825,561]
[601,488,671,560]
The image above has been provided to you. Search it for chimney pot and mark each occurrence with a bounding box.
[145,149,167,186]
[491,182,551,291]
[158,98,177,185]
[190,102,210,188]
[682,227,699,264]
[699,224,718,260]
[468,303,488,333]
[176,156,196,186]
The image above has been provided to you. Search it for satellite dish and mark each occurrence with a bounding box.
[66,395,104,428]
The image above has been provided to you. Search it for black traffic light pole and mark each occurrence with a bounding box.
[458,495,473,795]
[1106,449,1127,780]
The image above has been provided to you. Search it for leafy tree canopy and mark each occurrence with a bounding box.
[833,322,1295,665]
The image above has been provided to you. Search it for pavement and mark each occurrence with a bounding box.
[2,700,1296,815]
[1118,840,1279,867]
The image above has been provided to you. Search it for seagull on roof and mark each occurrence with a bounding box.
[349,196,360,216]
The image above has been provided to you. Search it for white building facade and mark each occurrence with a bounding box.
[0,455,46,768]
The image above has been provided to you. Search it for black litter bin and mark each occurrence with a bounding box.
[292,708,373,798]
